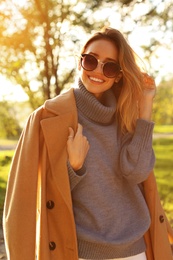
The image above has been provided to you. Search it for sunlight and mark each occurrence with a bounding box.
[0,0,172,102]
[11,0,28,7]
[0,76,28,102]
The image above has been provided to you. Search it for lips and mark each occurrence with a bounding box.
[89,76,104,83]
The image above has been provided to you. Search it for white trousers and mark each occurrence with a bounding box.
[79,252,147,260]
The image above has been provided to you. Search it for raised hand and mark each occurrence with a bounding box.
[139,73,156,121]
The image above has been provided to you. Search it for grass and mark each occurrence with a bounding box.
[0,150,14,224]
[153,137,173,226]
[154,125,173,134]
[0,131,173,228]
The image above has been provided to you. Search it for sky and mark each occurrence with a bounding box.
[0,0,173,101]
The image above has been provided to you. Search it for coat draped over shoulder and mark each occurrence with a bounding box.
[3,88,173,260]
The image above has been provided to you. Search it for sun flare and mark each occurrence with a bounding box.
[11,0,28,7]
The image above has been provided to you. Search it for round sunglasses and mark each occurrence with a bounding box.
[80,54,122,78]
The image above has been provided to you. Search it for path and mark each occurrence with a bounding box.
[0,228,6,259]
[153,132,173,139]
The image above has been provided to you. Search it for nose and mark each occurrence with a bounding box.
[94,60,103,74]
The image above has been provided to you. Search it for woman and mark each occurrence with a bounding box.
[3,27,173,260]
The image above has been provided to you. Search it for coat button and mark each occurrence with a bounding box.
[49,241,56,250]
[159,215,164,223]
[46,200,55,209]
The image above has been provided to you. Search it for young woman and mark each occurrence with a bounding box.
[3,27,173,260]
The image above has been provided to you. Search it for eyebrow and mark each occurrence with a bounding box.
[88,52,118,63]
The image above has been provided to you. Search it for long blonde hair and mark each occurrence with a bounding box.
[81,27,145,134]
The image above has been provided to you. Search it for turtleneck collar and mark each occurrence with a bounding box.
[74,78,116,125]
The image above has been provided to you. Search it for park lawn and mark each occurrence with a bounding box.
[154,125,173,134]
[0,150,14,223]
[0,136,173,227]
[153,137,173,226]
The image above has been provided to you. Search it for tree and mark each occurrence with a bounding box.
[153,78,173,125]
[0,0,115,109]
[0,100,22,139]
[0,0,172,109]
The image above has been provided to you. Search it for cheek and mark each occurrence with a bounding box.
[78,69,87,84]
[108,78,116,86]
[79,67,88,78]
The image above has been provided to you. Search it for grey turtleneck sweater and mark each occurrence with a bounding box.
[68,79,155,259]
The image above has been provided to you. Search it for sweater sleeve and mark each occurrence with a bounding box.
[119,119,155,184]
[67,161,87,190]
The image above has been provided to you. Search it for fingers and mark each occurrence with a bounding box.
[76,123,83,135]
[141,73,156,100]
[142,73,155,88]
[68,127,74,140]
[67,124,89,171]
[68,123,83,140]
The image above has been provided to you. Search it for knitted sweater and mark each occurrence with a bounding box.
[68,79,155,259]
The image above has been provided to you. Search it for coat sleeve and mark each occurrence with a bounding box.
[143,171,173,260]
[3,107,43,260]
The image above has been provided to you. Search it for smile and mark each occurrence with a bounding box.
[89,76,104,83]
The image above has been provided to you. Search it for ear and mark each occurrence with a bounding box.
[115,72,123,83]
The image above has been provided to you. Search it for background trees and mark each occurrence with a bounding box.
[153,79,173,125]
[0,0,172,126]
[0,0,116,109]
[0,101,22,139]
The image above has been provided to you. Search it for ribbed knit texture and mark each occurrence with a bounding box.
[68,78,155,259]
[75,79,116,125]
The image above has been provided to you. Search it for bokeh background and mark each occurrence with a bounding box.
[0,0,173,249]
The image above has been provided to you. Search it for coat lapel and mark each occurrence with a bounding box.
[40,89,78,208]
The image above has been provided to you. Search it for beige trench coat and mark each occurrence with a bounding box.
[3,88,173,260]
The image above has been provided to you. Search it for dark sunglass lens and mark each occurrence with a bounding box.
[104,62,121,78]
[82,55,97,71]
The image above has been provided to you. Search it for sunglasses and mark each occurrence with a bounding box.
[80,54,122,78]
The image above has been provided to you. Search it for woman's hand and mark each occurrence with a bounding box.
[139,73,156,121]
[67,123,89,171]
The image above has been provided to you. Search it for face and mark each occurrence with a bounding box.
[79,39,122,100]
